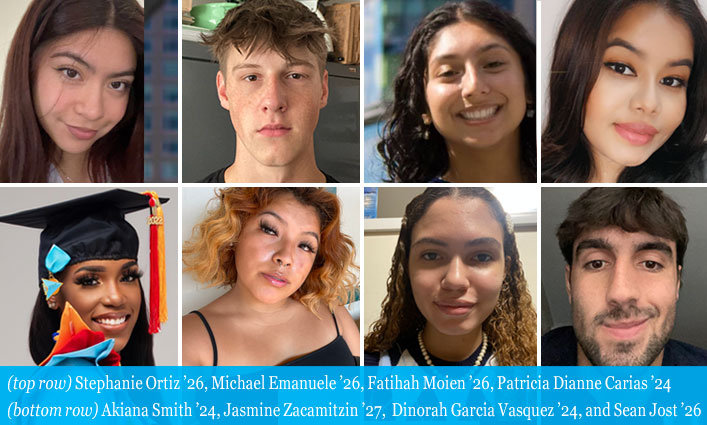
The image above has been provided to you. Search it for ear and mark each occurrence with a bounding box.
[676,265,682,300]
[319,70,329,109]
[565,264,572,304]
[216,70,230,110]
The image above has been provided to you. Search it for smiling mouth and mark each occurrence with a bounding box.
[66,125,98,140]
[458,105,500,122]
[93,315,129,329]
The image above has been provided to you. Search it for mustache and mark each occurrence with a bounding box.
[593,303,659,325]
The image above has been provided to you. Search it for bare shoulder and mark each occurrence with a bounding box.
[333,304,360,357]
[182,312,215,366]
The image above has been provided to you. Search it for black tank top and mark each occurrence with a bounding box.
[190,310,358,366]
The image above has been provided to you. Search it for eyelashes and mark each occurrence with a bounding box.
[603,61,687,88]
[259,219,318,254]
[73,269,143,286]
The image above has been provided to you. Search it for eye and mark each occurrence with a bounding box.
[59,67,80,80]
[604,62,636,76]
[642,260,663,271]
[584,259,607,270]
[121,269,143,283]
[421,252,441,261]
[260,222,277,236]
[660,76,686,88]
[299,242,317,254]
[474,253,494,263]
[109,81,131,91]
[75,274,100,286]
[288,73,304,80]
[244,75,258,82]
[484,61,506,69]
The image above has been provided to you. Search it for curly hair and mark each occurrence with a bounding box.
[542,0,707,183]
[365,187,536,365]
[183,188,357,314]
[202,0,330,73]
[377,0,536,182]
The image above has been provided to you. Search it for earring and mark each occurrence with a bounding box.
[47,295,58,310]
[421,114,432,140]
[526,103,535,118]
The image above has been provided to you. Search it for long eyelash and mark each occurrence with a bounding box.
[123,269,144,281]
[74,274,99,286]
[300,242,317,254]
[260,220,278,235]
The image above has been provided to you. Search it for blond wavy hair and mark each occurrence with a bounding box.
[183,188,357,314]
[365,188,536,365]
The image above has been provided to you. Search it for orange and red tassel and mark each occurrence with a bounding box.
[142,191,167,334]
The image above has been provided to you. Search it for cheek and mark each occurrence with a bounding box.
[661,93,686,132]
[425,83,451,117]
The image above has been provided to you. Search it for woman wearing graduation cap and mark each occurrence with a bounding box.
[0,189,168,366]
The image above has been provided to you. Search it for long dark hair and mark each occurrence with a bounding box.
[0,0,144,182]
[29,278,155,366]
[377,0,536,182]
[364,188,536,365]
[542,0,707,183]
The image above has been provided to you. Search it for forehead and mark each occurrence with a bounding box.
[427,19,517,62]
[412,197,503,241]
[573,227,676,253]
[607,4,693,58]
[258,193,321,230]
[224,43,320,72]
[38,28,135,63]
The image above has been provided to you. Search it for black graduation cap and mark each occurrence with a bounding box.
[0,189,170,333]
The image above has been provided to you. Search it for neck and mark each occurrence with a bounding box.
[227,280,298,324]
[55,151,91,183]
[443,129,524,183]
[422,324,483,362]
[588,151,624,183]
[226,137,325,183]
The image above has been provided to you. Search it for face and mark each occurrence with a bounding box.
[425,20,527,151]
[583,4,693,179]
[234,193,321,305]
[32,28,136,156]
[55,259,142,353]
[567,227,680,365]
[216,46,328,167]
[408,197,505,337]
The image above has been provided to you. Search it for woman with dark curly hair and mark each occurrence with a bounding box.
[365,187,536,366]
[182,188,360,366]
[542,0,707,183]
[377,0,536,183]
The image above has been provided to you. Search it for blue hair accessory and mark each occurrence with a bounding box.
[41,244,71,300]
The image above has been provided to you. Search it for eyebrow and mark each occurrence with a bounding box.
[606,37,693,69]
[74,261,138,274]
[258,211,320,242]
[412,236,502,250]
[430,43,511,63]
[231,60,315,74]
[50,51,136,78]
[574,238,674,258]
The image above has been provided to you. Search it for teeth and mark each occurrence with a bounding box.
[95,316,127,326]
[460,106,498,120]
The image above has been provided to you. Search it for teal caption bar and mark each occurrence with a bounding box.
[1,367,705,424]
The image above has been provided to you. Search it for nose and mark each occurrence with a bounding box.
[260,76,288,113]
[440,256,469,292]
[460,66,490,99]
[75,82,105,121]
[629,78,660,115]
[101,279,127,307]
[273,241,293,268]
[605,259,640,306]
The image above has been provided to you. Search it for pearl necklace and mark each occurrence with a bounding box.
[417,330,488,366]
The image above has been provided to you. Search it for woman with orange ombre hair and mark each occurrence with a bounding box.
[182,188,360,366]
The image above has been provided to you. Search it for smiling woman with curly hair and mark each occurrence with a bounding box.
[365,187,536,366]
[182,187,360,366]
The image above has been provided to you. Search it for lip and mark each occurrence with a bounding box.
[258,124,292,137]
[262,273,289,288]
[602,318,649,340]
[434,300,475,316]
[457,105,500,125]
[66,124,98,141]
[92,313,131,333]
[614,122,658,146]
